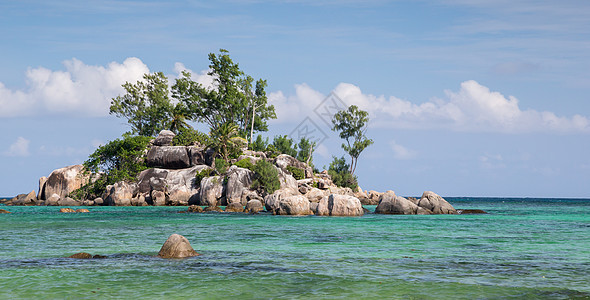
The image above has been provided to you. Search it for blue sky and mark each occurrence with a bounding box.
[1,0,589,198]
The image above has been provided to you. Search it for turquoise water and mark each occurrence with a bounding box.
[1,198,589,299]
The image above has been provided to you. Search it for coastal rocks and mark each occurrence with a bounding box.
[46,194,61,206]
[203,206,224,212]
[225,202,244,212]
[374,191,431,215]
[38,177,47,200]
[104,182,137,206]
[59,208,76,213]
[187,205,203,213]
[41,165,91,200]
[245,199,264,213]
[264,188,299,212]
[198,176,225,206]
[360,190,382,205]
[316,194,364,216]
[457,209,487,214]
[416,191,458,214]
[146,146,190,169]
[57,197,80,206]
[268,194,312,216]
[274,154,313,178]
[305,188,327,203]
[153,130,175,146]
[158,234,199,259]
[187,145,207,166]
[76,209,90,213]
[10,191,38,206]
[276,167,298,191]
[225,166,254,205]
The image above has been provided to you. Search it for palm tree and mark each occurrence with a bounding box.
[167,103,191,134]
[209,121,245,162]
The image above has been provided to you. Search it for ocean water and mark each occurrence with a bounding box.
[1,198,589,299]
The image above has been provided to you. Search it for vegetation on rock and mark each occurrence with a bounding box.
[328,156,358,189]
[251,159,281,195]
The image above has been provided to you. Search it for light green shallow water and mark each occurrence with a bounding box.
[1,198,589,299]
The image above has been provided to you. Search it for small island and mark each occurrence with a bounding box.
[2,50,461,216]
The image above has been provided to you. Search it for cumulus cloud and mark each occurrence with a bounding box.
[0,58,149,117]
[271,80,590,133]
[4,137,30,157]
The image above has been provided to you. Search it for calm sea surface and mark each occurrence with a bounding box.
[1,198,589,299]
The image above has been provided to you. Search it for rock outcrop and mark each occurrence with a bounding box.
[316,194,364,216]
[147,146,191,169]
[10,191,37,206]
[374,191,431,215]
[153,130,175,146]
[267,194,312,216]
[225,202,244,212]
[225,166,254,205]
[416,191,457,214]
[104,181,137,206]
[41,165,91,200]
[157,234,199,259]
[245,199,264,213]
[198,176,225,206]
[274,154,313,178]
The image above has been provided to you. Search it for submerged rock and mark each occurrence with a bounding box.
[187,205,204,213]
[75,209,90,213]
[0,209,11,214]
[157,234,199,259]
[59,208,76,213]
[68,252,92,259]
[225,202,244,212]
[203,206,224,212]
[457,209,487,214]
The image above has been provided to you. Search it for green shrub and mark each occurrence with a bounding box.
[265,144,281,159]
[235,158,254,170]
[215,158,228,174]
[173,127,210,146]
[251,159,280,195]
[328,156,358,189]
[286,165,305,180]
[71,135,152,200]
[195,168,215,186]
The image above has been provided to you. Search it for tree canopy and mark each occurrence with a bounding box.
[331,105,374,174]
[109,72,174,137]
[172,49,276,139]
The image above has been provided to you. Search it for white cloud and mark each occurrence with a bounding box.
[0,57,149,117]
[172,63,215,89]
[4,137,30,157]
[389,140,416,160]
[269,79,589,133]
[479,153,505,169]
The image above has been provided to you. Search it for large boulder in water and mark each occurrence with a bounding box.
[416,191,457,214]
[41,165,91,200]
[375,191,431,215]
[157,234,199,259]
[146,146,190,169]
[316,194,364,216]
[245,199,264,213]
[267,194,312,216]
[225,166,253,205]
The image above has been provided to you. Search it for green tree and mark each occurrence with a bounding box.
[327,156,358,189]
[296,137,316,165]
[167,102,191,134]
[331,105,374,174]
[172,49,276,138]
[72,135,152,199]
[272,135,297,157]
[110,72,174,137]
[251,134,269,152]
